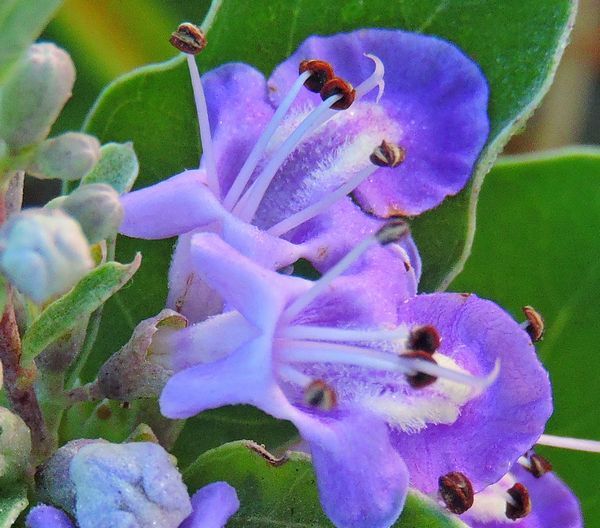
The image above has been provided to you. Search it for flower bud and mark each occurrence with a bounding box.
[0,407,32,485]
[97,309,187,400]
[47,184,123,243]
[29,133,100,181]
[0,43,75,151]
[0,209,93,303]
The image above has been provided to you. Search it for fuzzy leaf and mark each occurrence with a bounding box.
[0,484,27,528]
[80,142,139,194]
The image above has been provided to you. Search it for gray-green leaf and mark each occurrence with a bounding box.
[0,484,28,528]
[80,142,139,194]
[21,255,141,366]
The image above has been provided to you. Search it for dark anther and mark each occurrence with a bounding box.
[375,219,409,245]
[305,380,337,410]
[95,404,112,420]
[438,471,474,514]
[320,77,356,110]
[370,140,406,168]
[299,59,335,93]
[169,22,207,55]
[408,325,441,355]
[506,483,531,520]
[522,305,545,342]
[524,452,553,478]
[245,440,289,467]
[403,350,438,388]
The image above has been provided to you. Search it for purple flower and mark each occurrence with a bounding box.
[120,28,488,321]
[159,230,550,528]
[26,441,239,528]
[460,458,582,527]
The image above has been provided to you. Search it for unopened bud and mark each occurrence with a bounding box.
[97,309,187,400]
[0,209,93,303]
[29,132,100,181]
[48,184,123,243]
[0,43,75,151]
[0,407,31,485]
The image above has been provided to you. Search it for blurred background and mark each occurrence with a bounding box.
[29,0,599,205]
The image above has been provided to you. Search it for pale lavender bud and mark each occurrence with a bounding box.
[97,309,187,400]
[0,407,31,485]
[48,184,123,244]
[0,209,93,303]
[0,43,75,150]
[29,133,100,181]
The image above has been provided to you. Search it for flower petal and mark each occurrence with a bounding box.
[26,505,75,528]
[269,29,489,215]
[392,293,552,492]
[119,169,224,239]
[180,482,240,528]
[294,411,409,528]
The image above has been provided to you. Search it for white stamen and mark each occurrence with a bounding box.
[282,235,376,322]
[355,54,385,101]
[517,455,531,469]
[281,340,500,390]
[278,365,312,387]
[281,323,408,343]
[537,434,600,453]
[232,93,342,222]
[186,54,220,197]
[267,164,378,236]
[223,71,312,211]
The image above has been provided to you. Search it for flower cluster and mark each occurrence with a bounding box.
[11,20,591,528]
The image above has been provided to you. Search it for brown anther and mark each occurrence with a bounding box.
[96,404,112,420]
[375,219,409,245]
[169,23,207,55]
[522,305,545,342]
[245,440,289,467]
[320,77,356,110]
[402,350,438,388]
[408,325,441,355]
[299,59,334,93]
[506,483,531,520]
[305,380,337,410]
[526,453,553,478]
[438,471,474,514]
[370,140,406,168]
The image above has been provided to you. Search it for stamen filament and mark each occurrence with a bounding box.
[278,365,312,387]
[267,164,378,237]
[537,434,600,453]
[223,71,312,210]
[282,235,376,322]
[355,54,385,101]
[282,340,500,390]
[232,93,342,221]
[282,324,408,343]
[187,54,220,197]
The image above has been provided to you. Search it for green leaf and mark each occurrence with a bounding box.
[21,255,141,366]
[80,142,139,194]
[451,147,600,526]
[82,0,575,379]
[0,484,27,527]
[0,0,63,82]
[184,441,466,527]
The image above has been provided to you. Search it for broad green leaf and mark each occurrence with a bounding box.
[21,255,141,366]
[82,0,575,381]
[184,441,466,527]
[0,0,63,81]
[452,147,600,526]
[0,484,27,527]
[80,142,139,194]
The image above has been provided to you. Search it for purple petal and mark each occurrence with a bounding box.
[119,170,225,239]
[202,63,273,195]
[294,411,409,528]
[269,29,489,215]
[26,505,75,528]
[391,293,552,492]
[179,482,240,528]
